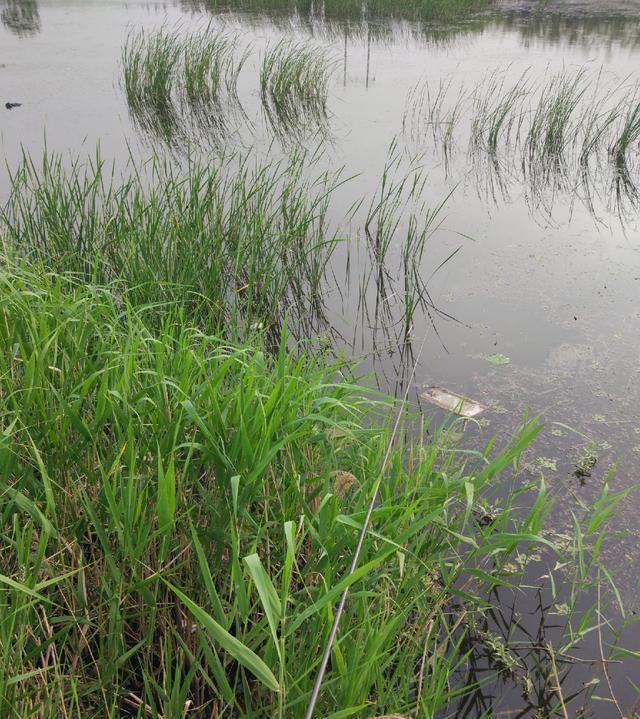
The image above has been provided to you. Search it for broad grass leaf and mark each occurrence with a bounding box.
[166,581,280,692]
[244,553,281,654]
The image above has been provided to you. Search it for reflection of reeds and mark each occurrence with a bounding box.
[0,0,40,36]
[368,0,495,20]
[260,40,334,139]
[182,0,495,21]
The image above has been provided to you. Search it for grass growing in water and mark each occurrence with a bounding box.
[123,26,250,141]
[405,66,640,216]
[1,149,342,340]
[184,0,497,22]
[260,40,334,138]
[0,258,632,717]
[123,27,182,113]
[183,28,250,117]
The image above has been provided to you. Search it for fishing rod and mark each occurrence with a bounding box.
[304,333,428,719]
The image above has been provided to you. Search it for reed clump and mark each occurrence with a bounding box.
[122,26,249,141]
[405,66,640,212]
[183,28,250,114]
[123,27,183,113]
[183,0,496,22]
[260,40,334,138]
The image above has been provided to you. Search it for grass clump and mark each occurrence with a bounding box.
[405,66,640,215]
[1,149,341,340]
[122,26,250,141]
[524,68,590,178]
[0,259,627,717]
[182,28,250,116]
[185,0,497,23]
[0,0,40,36]
[367,0,496,21]
[610,96,640,194]
[260,40,334,138]
[123,27,182,113]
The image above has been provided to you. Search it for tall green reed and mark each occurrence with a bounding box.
[123,27,182,112]
[182,28,250,119]
[123,26,250,142]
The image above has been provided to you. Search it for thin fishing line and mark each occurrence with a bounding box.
[304,331,429,719]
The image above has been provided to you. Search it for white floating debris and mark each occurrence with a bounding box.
[420,387,485,418]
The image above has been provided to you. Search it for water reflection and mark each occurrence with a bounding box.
[498,10,640,52]
[178,0,640,51]
[1,0,40,36]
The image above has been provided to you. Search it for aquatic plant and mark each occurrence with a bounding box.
[524,68,589,178]
[611,96,640,172]
[1,149,342,340]
[404,66,640,216]
[0,259,632,717]
[0,0,40,36]
[260,40,334,138]
[183,0,497,22]
[367,0,496,21]
[182,28,250,112]
[470,69,531,156]
[404,77,468,154]
[123,27,182,112]
[122,26,250,142]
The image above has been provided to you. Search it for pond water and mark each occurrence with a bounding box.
[2,0,640,715]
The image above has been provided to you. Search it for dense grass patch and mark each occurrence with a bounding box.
[0,143,636,716]
[1,149,342,340]
[122,27,335,143]
[0,260,626,717]
[123,27,183,112]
